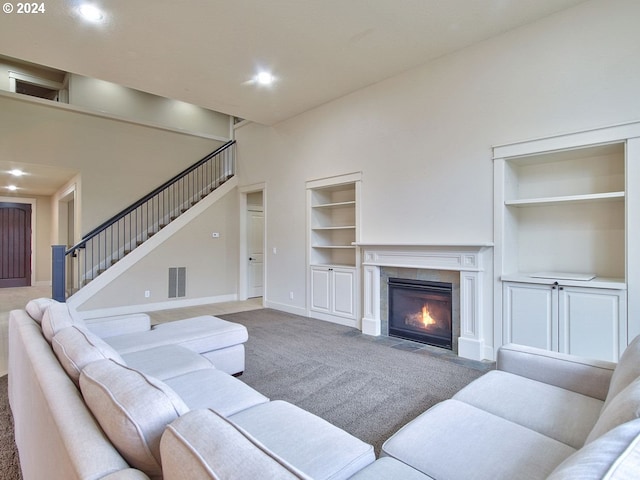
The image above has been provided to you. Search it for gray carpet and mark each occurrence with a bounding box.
[0,375,21,480]
[221,309,491,455]
[0,308,491,478]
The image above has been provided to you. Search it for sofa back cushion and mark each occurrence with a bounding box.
[52,326,125,386]
[587,376,640,444]
[25,297,57,323]
[161,409,311,480]
[41,303,83,343]
[548,418,640,479]
[80,359,189,479]
[604,335,640,411]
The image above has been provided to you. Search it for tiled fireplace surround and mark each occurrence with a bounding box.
[360,244,492,361]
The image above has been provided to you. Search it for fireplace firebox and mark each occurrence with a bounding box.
[388,277,453,349]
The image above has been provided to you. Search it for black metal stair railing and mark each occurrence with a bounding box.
[52,140,235,301]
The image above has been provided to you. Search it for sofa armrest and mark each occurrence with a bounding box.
[497,343,616,401]
[84,313,151,338]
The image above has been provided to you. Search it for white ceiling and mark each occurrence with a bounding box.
[0,0,589,127]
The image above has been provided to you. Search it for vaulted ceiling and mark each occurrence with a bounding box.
[0,0,589,126]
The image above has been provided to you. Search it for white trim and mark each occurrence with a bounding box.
[0,90,230,142]
[238,182,267,301]
[305,171,362,190]
[76,293,238,320]
[493,120,640,159]
[263,299,307,316]
[0,196,37,286]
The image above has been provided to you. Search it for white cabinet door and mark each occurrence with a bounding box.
[310,267,331,314]
[503,281,626,361]
[503,282,558,351]
[558,287,626,362]
[332,267,356,318]
[310,266,356,320]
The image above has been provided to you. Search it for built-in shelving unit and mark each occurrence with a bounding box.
[494,122,640,362]
[309,182,358,267]
[501,142,626,281]
[306,173,361,327]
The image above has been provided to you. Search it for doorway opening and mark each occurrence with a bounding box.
[239,184,266,302]
[0,201,33,288]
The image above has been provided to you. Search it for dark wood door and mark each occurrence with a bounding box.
[0,202,32,288]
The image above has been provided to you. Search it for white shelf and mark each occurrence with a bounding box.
[312,226,356,231]
[312,245,356,249]
[506,191,624,207]
[312,201,356,209]
[502,273,626,290]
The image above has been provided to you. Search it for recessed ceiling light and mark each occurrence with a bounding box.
[255,71,275,86]
[78,4,104,22]
[10,169,24,176]
[6,185,18,191]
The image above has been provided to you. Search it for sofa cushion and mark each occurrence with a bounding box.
[25,297,56,323]
[229,400,375,479]
[604,335,640,411]
[120,346,214,381]
[52,326,125,386]
[382,399,575,480]
[163,368,269,416]
[587,376,640,444]
[348,457,434,480]
[41,303,83,342]
[104,315,247,355]
[548,418,640,479]
[161,409,312,480]
[80,359,189,479]
[453,370,603,448]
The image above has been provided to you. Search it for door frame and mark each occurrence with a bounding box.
[0,196,36,287]
[238,183,266,302]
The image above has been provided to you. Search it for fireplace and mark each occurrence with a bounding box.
[388,277,453,349]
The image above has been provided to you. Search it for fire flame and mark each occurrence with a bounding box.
[421,304,436,327]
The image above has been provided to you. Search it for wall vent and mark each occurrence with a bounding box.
[168,267,186,298]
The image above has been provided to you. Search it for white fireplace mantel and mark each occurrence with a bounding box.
[357,243,493,361]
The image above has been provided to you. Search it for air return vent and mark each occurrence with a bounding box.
[168,267,186,298]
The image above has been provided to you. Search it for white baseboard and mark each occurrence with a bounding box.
[77,294,238,320]
[263,300,307,316]
[308,310,359,329]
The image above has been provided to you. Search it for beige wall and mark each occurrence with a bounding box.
[0,94,225,233]
[68,75,230,139]
[77,189,239,310]
[236,0,640,344]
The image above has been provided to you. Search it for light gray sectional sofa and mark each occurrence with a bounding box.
[159,341,640,479]
[9,297,640,479]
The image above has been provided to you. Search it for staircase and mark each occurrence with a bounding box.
[52,141,236,301]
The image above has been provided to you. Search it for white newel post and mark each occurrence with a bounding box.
[358,244,492,361]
